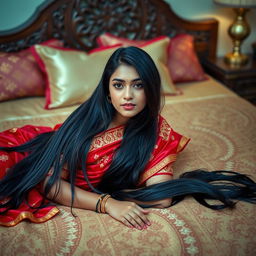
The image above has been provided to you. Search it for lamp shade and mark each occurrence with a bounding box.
[214,0,256,7]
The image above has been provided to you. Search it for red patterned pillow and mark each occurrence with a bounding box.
[97,33,207,83]
[167,34,207,83]
[0,39,63,102]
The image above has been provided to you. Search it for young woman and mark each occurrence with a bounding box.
[0,46,255,228]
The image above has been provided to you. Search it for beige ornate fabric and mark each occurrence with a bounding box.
[0,78,255,255]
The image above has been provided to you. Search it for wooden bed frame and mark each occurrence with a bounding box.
[0,0,218,60]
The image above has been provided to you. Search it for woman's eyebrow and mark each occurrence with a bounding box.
[112,78,142,82]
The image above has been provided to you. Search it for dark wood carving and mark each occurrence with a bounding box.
[0,0,218,59]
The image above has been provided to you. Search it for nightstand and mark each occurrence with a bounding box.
[202,56,256,104]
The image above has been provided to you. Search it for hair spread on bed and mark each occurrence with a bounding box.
[0,46,255,213]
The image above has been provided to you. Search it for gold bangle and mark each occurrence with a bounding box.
[96,194,108,213]
[100,194,110,213]
[100,194,111,214]
[96,194,104,213]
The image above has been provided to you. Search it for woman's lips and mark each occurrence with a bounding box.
[121,103,136,110]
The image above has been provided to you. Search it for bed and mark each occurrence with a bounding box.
[0,0,255,255]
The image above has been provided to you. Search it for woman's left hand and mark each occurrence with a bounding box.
[105,198,151,230]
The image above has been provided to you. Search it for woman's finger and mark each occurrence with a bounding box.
[122,218,134,229]
[128,212,145,229]
[135,205,151,225]
[132,209,151,226]
[124,215,142,230]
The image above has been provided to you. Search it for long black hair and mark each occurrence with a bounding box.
[0,46,161,210]
[0,46,255,212]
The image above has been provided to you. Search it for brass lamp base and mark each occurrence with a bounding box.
[224,52,248,65]
[225,8,250,66]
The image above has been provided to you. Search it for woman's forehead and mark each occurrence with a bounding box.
[110,64,140,81]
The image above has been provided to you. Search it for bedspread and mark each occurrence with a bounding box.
[1,83,255,255]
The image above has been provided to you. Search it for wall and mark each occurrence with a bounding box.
[0,0,45,30]
[0,0,255,56]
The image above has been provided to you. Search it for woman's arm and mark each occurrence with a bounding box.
[44,176,100,211]
[123,165,174,208]
[145,174,173,208]
[43,177,151,230]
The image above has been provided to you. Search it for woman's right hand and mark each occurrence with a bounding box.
[105,198,151,230]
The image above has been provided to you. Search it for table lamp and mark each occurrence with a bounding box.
[214,0,256,65]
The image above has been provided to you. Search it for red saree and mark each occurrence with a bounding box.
[0,116,189,226]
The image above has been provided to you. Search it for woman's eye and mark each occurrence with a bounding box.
[133,83,144,89]
[113,83,123,89]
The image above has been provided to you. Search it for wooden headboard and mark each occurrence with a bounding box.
[0,0,218,59]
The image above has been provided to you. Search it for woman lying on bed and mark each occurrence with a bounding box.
[0,46,255,228]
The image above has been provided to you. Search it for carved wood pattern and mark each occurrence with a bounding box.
[143,0,161,38]
[51,3,69,41]
[0,23,48,52]
[0,0,218,58]
[69,0,144,50]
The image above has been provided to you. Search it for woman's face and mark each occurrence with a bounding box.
[109,64,146,125]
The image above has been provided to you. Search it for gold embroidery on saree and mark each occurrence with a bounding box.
[177,136,190,153]
[0,154,8,161]
[139,154,176,184]
[157,165,173,175]
[9,128,17,133]
[97,155,110,168]
[159,119,171,141]
[93,154,99,160]
[89,127,123,152]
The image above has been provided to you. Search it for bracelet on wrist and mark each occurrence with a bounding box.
[95,194,111,213]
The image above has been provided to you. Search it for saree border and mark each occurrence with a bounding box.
[138,135,190,185]
[0,207,60,227]
[89,126,124,152]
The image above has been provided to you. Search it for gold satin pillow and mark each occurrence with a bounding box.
[33,37,177,109]
[32,45,120,109]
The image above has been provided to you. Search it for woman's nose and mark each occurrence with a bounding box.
[123,86,133,100]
